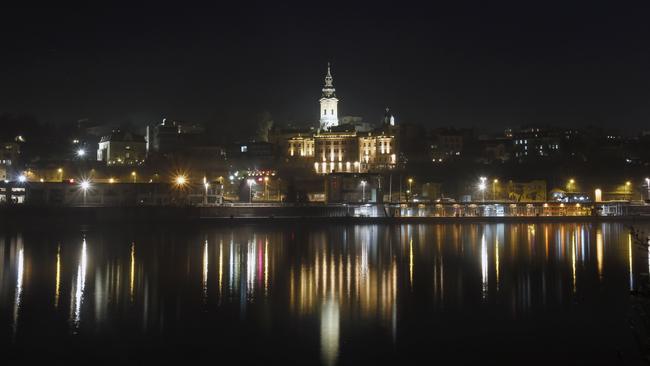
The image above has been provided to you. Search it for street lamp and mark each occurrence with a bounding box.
[408,178,413,202]
[567,179,575,192]
[203,176,209,204]
[493,179,498,201]
[57,168,63,181]
[18,175,26,183]
[361,180,367,203]
[264,176,269,200]
[247,179,255,203]
[80,180,90,205]
[174,175,187,187]
[646,178,650,201]
[479,177,487,202]
[76,148,86,158]
[131,171,137,183]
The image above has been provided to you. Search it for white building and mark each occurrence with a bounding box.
[319,63,339,130]
[97,130,146,165]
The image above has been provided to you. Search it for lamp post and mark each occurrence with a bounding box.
[408,178,413,203]
[361,180,367,203]
[80,180,90,206]
[58,168,63,182]
[131,171,137,183]
[264,176,269,200]
[203,176,209,204]
[247,179,255,203]
[646,178,650,201]
[493,179,498,201]
[479,177,487,202]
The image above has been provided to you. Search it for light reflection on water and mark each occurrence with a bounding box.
[0,222,647,364]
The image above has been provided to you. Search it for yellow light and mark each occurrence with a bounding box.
[131,171,136,176]
[175,175,187,186]
[626,181,631,186]
[109,178,115,183]
[569,179,575,184]
[493,179,498,183]
[57,168,63,173]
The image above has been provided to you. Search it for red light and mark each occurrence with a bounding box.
[69,178,75,183]
[257,177,263,182]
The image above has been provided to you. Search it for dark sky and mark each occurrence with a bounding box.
[1,2,650,135]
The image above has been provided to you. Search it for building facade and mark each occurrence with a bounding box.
[97,130,146,165]
[285,64,398,174]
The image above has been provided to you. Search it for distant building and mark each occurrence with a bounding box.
[146,118,205,155]
[0,142,20,181]
[512,126,561,159]
[284,64,398,174]
[97,130,146,165]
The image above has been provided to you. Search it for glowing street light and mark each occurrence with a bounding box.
[174,175,187,187]
[264,176,269,200]
[567,179,576,192]
[247,179,255,203]
[479,177,487,202]
[76,148,86,157]
[493,179,499,200]
[57,168,63,181]
[646,178,650,201]
[18,175,26,183]
[408,178,414,202]
[80,180,90,205]
[361,180,367,202]
[131,171,137,183]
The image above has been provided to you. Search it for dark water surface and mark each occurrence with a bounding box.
[0,222,647,364]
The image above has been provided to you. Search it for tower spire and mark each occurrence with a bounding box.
[319,62,339,129]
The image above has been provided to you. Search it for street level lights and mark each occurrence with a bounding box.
[361,180,367,203]
[493,179,498,201]
[58,168,63,181]
[131,171,137,183]
[479,177,487,202]
[247,179,255,203]
[408,178,413,202]
[80,180,90,205]
[264,176,269,200]
[203,176,209,204]
[646,178,650,201]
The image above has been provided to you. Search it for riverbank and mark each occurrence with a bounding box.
[3,205,650,225]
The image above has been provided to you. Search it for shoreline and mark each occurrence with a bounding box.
[2,205,650,225]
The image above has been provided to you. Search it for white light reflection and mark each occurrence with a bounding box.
[12,245,24,339]
[481,233,488,300]
[70,238,88,331]
[320,297,340,366]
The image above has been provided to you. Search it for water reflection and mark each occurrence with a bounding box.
[70,237,87,331]
[0,223,646,363]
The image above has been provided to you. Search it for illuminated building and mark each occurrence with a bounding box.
[286,64,398,174]
[97,130,146,165]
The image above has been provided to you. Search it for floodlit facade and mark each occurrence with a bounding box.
[286,64,398,174]
[97,130,146,165]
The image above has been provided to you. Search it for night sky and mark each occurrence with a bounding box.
[2,2,650,134]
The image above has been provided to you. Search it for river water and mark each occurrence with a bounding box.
[0,222,647,364]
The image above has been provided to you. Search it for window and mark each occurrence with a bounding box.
[324,109,327,115]
[241,145,248,153]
